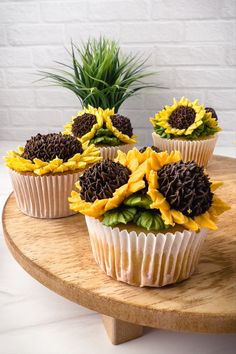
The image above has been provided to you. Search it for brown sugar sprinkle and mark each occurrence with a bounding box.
[79,159,131,202]
[157,161,213,217]
[110,114,133,137]
[22,133,83,162]
[72,113,97,138]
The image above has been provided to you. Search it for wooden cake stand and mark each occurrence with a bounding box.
[2,156,236,345]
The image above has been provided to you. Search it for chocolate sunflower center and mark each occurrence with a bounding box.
[139,146,161,153]
[79,160,131,202]
[72,113,97,138]
[205,107,218,120]
[22,133,83,162]
[157,161,213,217]
[110,114,133,137]
[169,106,196,129]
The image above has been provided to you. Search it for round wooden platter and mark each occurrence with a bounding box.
[2,155,236,345]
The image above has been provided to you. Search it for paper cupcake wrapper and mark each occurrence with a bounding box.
[152,132,218,167]
[9,169,82,219]
[85,216,208,287]
[99,144,134,160]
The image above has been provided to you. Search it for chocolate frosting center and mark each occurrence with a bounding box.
[169,106,196,129]
[79,160,131,202]
[110,114,133,137]
[72,113,97,138]
[22,133,83,162]
[157,161,213,217]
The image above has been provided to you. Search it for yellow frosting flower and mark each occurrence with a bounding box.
[63,105,104,144]
[63,105,137,145]
[69,149,146,217]
[146,152,230,231]
[4,143,102,176]
[69,147,230,231]
[104,113,136,144]
[150,97,206,136]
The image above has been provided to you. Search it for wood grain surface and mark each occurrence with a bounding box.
[2,156,236,334]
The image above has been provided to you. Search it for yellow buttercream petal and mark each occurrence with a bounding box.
[127,180,146,194]
[209,195,231,216]
[183,217,199,231]
[194,212,218,230]
[171,210,186,224]
[211,181,223,192]
[115,150,127,166]
[161,208,174,226]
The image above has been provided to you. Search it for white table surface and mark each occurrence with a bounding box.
[0,140,236,354]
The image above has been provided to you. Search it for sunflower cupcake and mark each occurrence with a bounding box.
[69,148,229,287]
[150,97,221,166]
[63,106,136,160]
[4,133,101,218]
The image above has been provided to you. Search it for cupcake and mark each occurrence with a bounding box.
[69,148,229,287]
[150,97,221,166]
[4,133,101,218]
[63,106,136,160]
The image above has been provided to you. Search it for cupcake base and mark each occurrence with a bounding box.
[9,169,82,219]
[85,216,208,287]
[152,132,218,167]
[99,144,133,160]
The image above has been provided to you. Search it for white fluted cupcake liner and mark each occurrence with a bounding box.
[9,169,82,219]
[99,144,134,160]
[152,132,218,167]
[85,216,208,287]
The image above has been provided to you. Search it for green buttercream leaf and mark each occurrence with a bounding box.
[90,135,122,146]
[123,193,152,209]
[95,127,114,137]
[103,206,137,227]
[90,126,122,146]
[133,210,169,231]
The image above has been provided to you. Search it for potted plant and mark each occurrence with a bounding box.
[39,37,157,159]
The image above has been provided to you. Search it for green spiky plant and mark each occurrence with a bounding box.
[39,37,157,112]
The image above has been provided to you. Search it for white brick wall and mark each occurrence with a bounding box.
[0,0,235,148]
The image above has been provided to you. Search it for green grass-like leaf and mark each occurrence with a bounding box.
[38,37,158,111]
